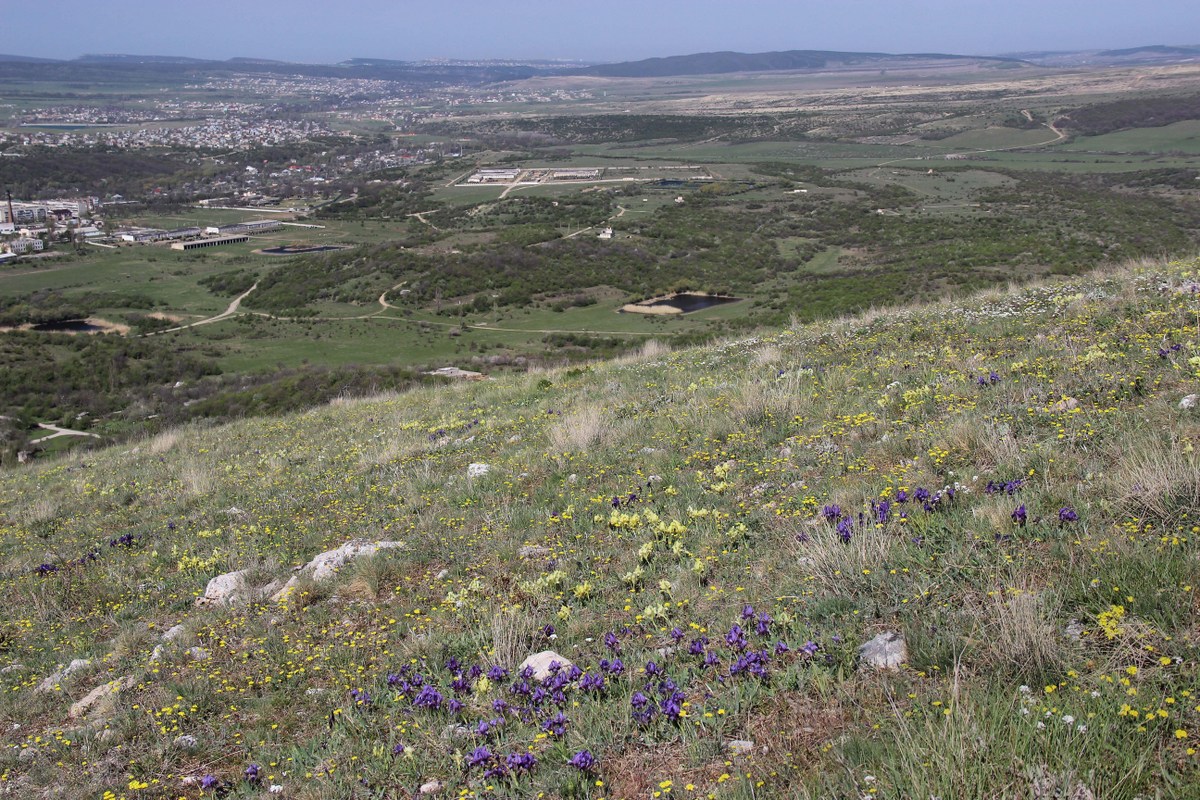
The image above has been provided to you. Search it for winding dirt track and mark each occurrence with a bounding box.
[143,283,259,336]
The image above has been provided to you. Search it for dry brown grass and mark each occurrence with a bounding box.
[547,403,612,453]
[967,587,1065,681]
[178,461,215,500]
[490,608,538,669]
[1110,435,1200,523]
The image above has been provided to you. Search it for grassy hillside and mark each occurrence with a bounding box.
[1,257,1198,799]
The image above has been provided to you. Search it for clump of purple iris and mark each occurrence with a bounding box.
[200,775,219,790]
[541,711,568,737]
[1011,504,1027,527]
[244,763,260,783]
[568,749,596,772]
[1057,506,1078,524]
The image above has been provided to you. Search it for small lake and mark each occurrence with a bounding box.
[31,320,103,333]
[651,293,740,313]
[621,293,742,315]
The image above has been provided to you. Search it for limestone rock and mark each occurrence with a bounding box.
[858,631,907,670]
[1180,394,1198,410]
[304,540,405,582]
[419,779,445,794]
[174,734,199,749]
[270,575,301,604]
[440,723,470,742]
[161,624,186,642]
[1051,397,1080,412]
[467,463,491,478]
[195,569,257,607]
[726,739,755,756]
[518,650,573,682]
[518,545,550,559]
[35,659,91,694]
[69,675,135,721]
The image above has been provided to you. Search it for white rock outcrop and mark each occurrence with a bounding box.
[195,569,256,607]
[69,676,135,721]
[35,659,91,694]
[271,540,405,603]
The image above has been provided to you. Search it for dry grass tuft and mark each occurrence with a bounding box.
[547,403,612,453]
[147,431,180,455]
[15,497,58,527]
[1111,437,1200,523]
[179,461,215,500]
[969,588,1065,681]
[490,608,538,669]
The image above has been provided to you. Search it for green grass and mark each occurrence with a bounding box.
[1061,120,1200,155]
[2,256,1199,798]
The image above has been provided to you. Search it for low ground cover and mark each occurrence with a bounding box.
[0,256,1197,797]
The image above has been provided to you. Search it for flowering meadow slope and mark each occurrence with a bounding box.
[1,258,1199,799]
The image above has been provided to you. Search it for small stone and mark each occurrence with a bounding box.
[304,688,325,696]
[440,724,470,742]
[518,650,574,682]
[435,569,449,580]
[188,647,210,661]
[1051,397,1080,412]
[161,624,186,642]
[0,664,24,674]
[149,645,164,663]
[726,739,755,756]
[518,545,550,559]
[18,747,36,762]
[858,631,907,670]
[639,447,661,455]
[567,473,578,484]
[654,646,677,659]
[420,779,445,794]
[1064,619,1085,641]
[174,734,199,749]
[507,435,521,444]
[647,475,663,484]
[467,463,491,478]
[1180,394,1198,410]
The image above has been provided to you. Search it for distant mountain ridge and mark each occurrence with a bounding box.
[2,44,1199,81]
[567,48,1027,78]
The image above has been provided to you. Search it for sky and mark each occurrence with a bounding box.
[5,0,1199,64]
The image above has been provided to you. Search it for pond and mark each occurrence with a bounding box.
[620,292,742,316]
[31,319,104,333]
[650,293,740,313]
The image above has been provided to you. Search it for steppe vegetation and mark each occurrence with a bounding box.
[0,256,1197,798]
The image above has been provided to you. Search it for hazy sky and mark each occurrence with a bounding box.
[6,0,1199,63]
